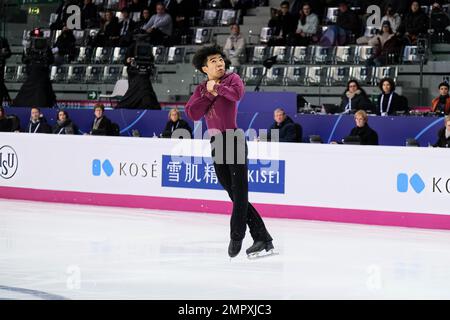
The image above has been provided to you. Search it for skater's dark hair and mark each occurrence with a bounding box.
[192,46,225,74]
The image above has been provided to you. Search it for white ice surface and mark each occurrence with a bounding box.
[1,199,450,300]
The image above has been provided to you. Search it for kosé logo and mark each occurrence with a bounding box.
[397,173,425,194]
[0,145,18,179]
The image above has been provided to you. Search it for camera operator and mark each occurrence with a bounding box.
[12,28,56,108]
[0,36,12,104]
[117,36,160,109]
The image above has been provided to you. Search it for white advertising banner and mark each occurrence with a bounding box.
[0,132,449,229]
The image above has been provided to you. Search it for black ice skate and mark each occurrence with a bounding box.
[246,241,277,259]
[228,239,243,258]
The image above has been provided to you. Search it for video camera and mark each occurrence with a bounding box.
[28,37,50,65]
[131,38,155,75]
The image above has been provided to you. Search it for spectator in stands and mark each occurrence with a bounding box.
[0,36,12,104]
[89,104,114,136]
[161,108,193,138]
[119,7,136,47]
[266,108,300,142]
[0,106,19,132]
[366,20,403,66]
[95,10,121,47]
[27,107,52,134]
[430,1,450,43]
[142,2,173,45]
[376,77,409,116]
[53,110,78,135]
[289,2,319,46]
[223,24,246,67]
[52,25,77,64]
[136,7,151,29]
[319,0,361,46]
[128,0,145,12]
[380,5,401,33]
[431,81,450,115]
[339,80,375,113]
[289,0,324,21]
[267,1,297,46]
[346,110,379,145]
[433,115,450,148]
[397,1,429,45]
[171,0,200,43]
[81,0,99,29]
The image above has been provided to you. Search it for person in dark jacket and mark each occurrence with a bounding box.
[430,2,450,43]
[161,108,192,138]
[53,110,78,134]
[431,81,450,115]
[267,1,297,46]
[53,25,77,64]
[267,108,299,142]
[397,1,429,44]
[136,7,151,29]
[90,104,113,136]
[340,80,375,113]
[119,7,137,47]
[347,110,379,145]
[0,107,20,132]
[81,0,99,28]
[376,77,409,116]
[94,10,121,47]
[433,116,450,148]
[27,107,52,134]
[0,36,12,104]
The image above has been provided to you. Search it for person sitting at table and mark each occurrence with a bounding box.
[375,77,409,116]
[433,115,450,148]
[431,82,450,115]
[339,80,374,114]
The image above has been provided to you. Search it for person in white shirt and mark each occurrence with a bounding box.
[223,24,246,67]
[289,3,319,46]
[380,5,401,33]
[141,2,173,44]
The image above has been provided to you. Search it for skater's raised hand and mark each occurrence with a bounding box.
[207,80,218,96]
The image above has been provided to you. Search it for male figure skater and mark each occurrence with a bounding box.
[185,46,274,258]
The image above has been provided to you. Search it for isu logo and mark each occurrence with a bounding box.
[0,145,18,179]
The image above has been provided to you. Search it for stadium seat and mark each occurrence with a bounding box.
[311,46,332,64]
[50,65,68,82]
[73,30,87,46]
[219,9,237,26]
[250,46,271,64]
[106,0,119,10]
[259,27,274,44]
[93,47,113,64]
[152,46,167,64]
[290,46,309,64]
[363,26,378,38]
[111,47,127,64]
[375,66,398,84]
[333,46,355,64]
[242,65,265,85]
[327,66,351,86]
[285,66,307,86]
[350,66,375,85]
[354,45,376,64]
[67,65,86,83]
[271,46,291,64]
[194,28,212,45]
[324,7,339,24]
[265,66,286,86]
[85,65,104,83]
[201,10,220,26]
[4,65,17,82]
[131,12,141,22]
[121,66,128,80]
[306,66,328,86]
[74,47,92,64]
[402,46,421,64]
[103,65,123,83]
[16,65,28,82]
[167,47,185,64]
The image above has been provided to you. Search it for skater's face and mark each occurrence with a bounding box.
[31,108,40,121]
[274,110,286,124]
[202,54,225,80]
[382,81,392,93]
[439,85,449,96]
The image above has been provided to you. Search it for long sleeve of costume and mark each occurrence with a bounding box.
[185,85,216,121]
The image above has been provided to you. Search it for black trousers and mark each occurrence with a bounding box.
[211,130,273,242]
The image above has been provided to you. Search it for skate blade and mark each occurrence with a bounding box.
[247,249,279,260]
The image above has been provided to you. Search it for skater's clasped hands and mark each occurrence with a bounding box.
[207,80,218,96]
